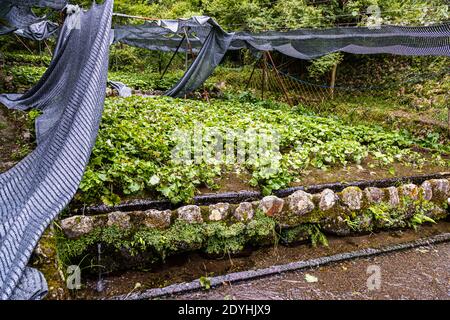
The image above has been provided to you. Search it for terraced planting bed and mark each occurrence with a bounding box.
[72,95,450,208]
[1,55,449,300]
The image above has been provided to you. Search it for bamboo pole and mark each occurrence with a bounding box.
[15,35,33,55]
[43,40,52,56]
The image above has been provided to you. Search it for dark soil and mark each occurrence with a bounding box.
[60,221,450,300]
[171,241,450,300]
[0,105,33,173]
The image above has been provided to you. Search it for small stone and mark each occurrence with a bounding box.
[319,189,338,211]
[364,187,384,204]
[208,203,230,221]
[258,196,284,216]
[61,215,95,239]
[420,181,433,201]
[177,205,203,223]
[399,184,419,200]
[387,187,400,206]
[143,209,172,229]
[288,190,315,215]
[234,202,254,221]
[107,211,131,229]
[33,243,47,260]
[341,187,363,210]
[429,179,450,200]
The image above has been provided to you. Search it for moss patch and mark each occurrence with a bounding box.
[57,212,278,273]
[343,196,445,233]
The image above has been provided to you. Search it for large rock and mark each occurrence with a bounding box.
[429,179,450,201]
[364,187,384,204]
[208,203,230,221]
[420,181,433,201]
[258,196,284,216]
[319,189,338,211]
[387,186,400,206]
[234,202,254,221]
[177,205,203,223]
[400,184,419,200]
[288,190,315,215]
[341,187,363,210]
[142,209,172,229]
[61,215,95,239]
[107,211,131,229]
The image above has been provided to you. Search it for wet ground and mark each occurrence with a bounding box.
[63,221,450,300]
[170,241,450,300]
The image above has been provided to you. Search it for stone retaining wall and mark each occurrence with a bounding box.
[62,178,450,239]
[58,179,450,272]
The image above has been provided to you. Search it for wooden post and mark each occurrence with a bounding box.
[330,63,338,99]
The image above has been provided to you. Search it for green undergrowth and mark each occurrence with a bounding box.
[343,196,447,233]
[1,52,52,66]
[279,224,328,247]
[109,70,184,92]
[1,63,184,93]
[76,95,449,206]
[56,211,279,271]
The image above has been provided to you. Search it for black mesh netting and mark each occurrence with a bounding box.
[0,0,65,39]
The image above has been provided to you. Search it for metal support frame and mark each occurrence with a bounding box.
[159,33,186,80]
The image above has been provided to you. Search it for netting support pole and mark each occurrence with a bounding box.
[44,40,52,56]
[14,35,33,55]
[245,56,261,90]
[160,34,186,81]
[266,51,293,106]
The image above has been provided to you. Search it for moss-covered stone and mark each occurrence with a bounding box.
[61,215,95,239]
[234,202,254,222]
[208,203,230,221]
[287,190,315,215]
[177,205,203,223]
[341,186,363,210]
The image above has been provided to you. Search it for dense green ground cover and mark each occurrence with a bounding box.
[76,95,449,206]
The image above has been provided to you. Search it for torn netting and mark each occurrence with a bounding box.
[0,0,65,40]
[0,0,113,300]
[113,20,450,96]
